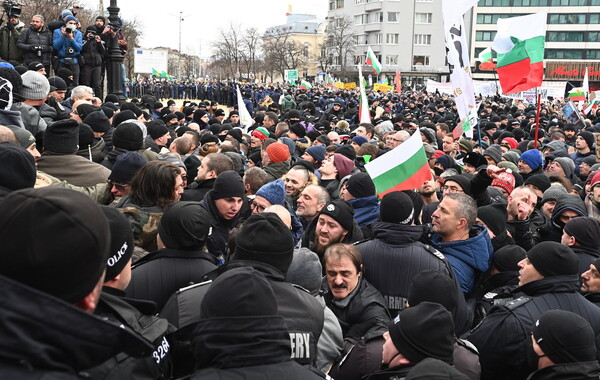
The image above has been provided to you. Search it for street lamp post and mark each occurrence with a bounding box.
[106,0,125,102]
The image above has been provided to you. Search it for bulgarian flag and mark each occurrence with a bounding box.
[584,92,600,115]
[394,71,401,93]
[300,80,312,90]
[492,11,547,94]
[478,47,496,70]
[453,106,478,139]
[365,130,430,196]
[569,68,589,101]
[365,46,382,75]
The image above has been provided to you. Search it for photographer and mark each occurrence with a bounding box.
[0,10,24,62]
[52,15,82,85]
[17,14,52,74]
[79,26,105,100]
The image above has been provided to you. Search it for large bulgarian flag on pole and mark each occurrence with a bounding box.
[365,131,430,196]
[492,11,547,94]
[365,46,382,75]
[358,65,371,124]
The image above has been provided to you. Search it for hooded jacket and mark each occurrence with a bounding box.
[200,190,245,262]
[532,195,587,246]
[301,215,364,260]
[348,195,380,228]
[467,275,600,380]
[0,274,152,377]
[526,361,600,380]
[431,225,493,294]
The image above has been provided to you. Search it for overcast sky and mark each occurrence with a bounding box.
[82,0,328,57]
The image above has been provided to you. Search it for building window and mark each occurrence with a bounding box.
[550,0,586,5]
[329,0,336,10]
[478,0,510,6]
[592,0,600,5]
[416,0,433,2]
[386,55,398,65]
[545,49,583,59]
[587,50,600,59]
[477,14,516,24]
[414,34,431,45]
[369,12,383,23]
[354,34,367,45]
[355,0,365,4]
[475,31,496,41]
[548,14,586,24]
[547,31,584,42]
[388,12,400,22]
[589,32,600,42]
[355,55,363,65]
[336,0,344,7]
[386,33,399,44]
[413,55,430,66]
[591,14,600,24]
[512,0,547,5]
[415,13,432,24]
[302,43,310,57]
[354,14,366,25]
[371,33,383,44]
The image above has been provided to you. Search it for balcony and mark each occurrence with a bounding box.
[365,1,382,11]
[364,23,382,32]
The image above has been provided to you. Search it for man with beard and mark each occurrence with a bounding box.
[296,184,330,228]
[301,199,363,261]
[181,153,233,201]
[586,171,600,219]
[581,258,600,307]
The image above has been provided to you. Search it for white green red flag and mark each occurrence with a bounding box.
[584,92,600,115]
[478,47,496,70]
[569,68,589,101]
[492,11,547,94]
[300,80,312,90]
[365,46,382,75]
[365,130,430,196]
[453,105,478,139]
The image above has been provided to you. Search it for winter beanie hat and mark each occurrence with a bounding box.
[0,142,36,191]
[527,241,579,278]
[524,174,551,193]
[578,131,595,149]
[408,270,458,313]
[319,199,355,232]
[112,122,144,151]
[266,142,290,163]
[477,203,508,236]
[234,213,295,274]
[306,145,326,162]
[44,119,79,153]
[101,206,134,281]
[108,152,145,184]
[388,302,455,365]
[212,170,245,200]
[483,144,503,164]
[20,71,49,100]
[256,179,286,206]
[158,202,211,251]
[492,245,526,272]
[564,217,600,250]
[532,310,596,365]
[444,175,472,195]
[333,153,355,180]
[491,171,516,195]
[380,191,414,225]
[251,126,270,141]
[553,157,575,180]
[345,172,375,198]
[84,110,111,134]
[520,149,543,170]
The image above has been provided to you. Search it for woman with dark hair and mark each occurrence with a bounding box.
[116,160,184,253]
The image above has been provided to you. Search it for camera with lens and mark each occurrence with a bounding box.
[87,32,97,39]
[66,47,74,55]
[1,0,22,18]
[65,24,76,34]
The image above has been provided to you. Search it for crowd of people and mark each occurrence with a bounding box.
[2,43,600,378]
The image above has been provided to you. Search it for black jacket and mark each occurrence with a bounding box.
[322,276,390,341]
[0,275,152,377]
[88,287,175,379]
[126,248,218,311]
[201,190,244,262]
[572,245,600,278]
[159,260,325,375]
[526,361,600,380]
[181,178,216,202]
[301,215,364,261]
[80,36,106,67]
[16,25,53,66]
[466,275,600,380]
[357,222,473,335]
[190,314,324,379]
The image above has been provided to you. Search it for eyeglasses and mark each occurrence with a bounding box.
[107,180,129,191]
[387,137,401,143]
[250,200,266,213]
[442,185,464,193]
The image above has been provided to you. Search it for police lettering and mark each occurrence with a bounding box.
[384,295,408,311]
[107,242,128,267]
[289,332,310,359]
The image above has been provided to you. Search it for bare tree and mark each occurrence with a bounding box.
[211,23,244,80]
[241,27,261,79]
[262,26,307,81]
[325,16,355,80]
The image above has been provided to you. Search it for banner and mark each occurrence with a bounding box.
[426,79,567,100]
[344,82,357,89]
[373,83,393,92]
[334,82,345,89]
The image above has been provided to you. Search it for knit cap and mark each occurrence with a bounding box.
[520,149,543,170]
[256,179,286,206]
[20,71,49,100]
[265,142,290,163]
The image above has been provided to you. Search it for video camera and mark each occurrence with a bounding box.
[2,0,22,18]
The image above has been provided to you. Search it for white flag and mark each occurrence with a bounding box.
[236,86,253,133]
[358,65,371,124]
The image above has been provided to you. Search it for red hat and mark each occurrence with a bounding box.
[590,171,600,189]
[502,137,518,150]
[433,150,446,159]
[251,127,270,141]
[491,171,515,195]
[266,142,290,163]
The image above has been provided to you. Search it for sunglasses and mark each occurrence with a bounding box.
[107,180,129,191]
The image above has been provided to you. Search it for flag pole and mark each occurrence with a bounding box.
[533,87,541,150]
